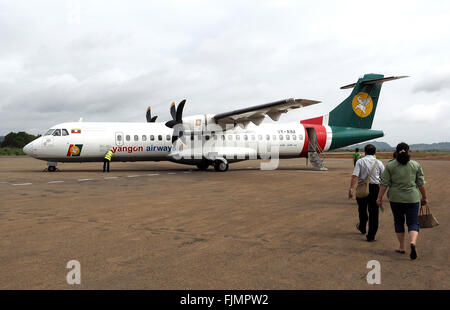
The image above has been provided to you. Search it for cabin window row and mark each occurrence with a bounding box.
[117,135,172,142]
[117,134,304,142]
[203,134,304,141]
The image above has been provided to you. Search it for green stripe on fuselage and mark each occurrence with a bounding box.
[329,126,384,150]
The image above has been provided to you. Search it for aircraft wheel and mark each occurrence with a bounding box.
[196,161,210,171]
[214,160,228,172]
[48,165,56,172]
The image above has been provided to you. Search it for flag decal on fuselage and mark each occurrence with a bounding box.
[67,144,83,157]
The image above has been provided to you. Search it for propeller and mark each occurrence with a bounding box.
[146,106,158,122]
[165,99,187,144]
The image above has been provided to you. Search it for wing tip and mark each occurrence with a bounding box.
[294,98,321,105]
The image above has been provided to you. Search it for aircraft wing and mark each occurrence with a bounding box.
[212,98,320,128]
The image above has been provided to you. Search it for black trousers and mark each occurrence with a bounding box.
[356,184,380,239]
[103,159,110,172]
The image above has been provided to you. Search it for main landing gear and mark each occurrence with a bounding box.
[196,160,210,171]
[196,158,229,172]
[213,159,229,172]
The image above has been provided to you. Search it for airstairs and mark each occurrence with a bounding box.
[305,127,328,170]
[308,146,327,170]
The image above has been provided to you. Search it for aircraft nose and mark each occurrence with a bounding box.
[23,142,33,155]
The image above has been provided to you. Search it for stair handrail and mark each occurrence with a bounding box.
[307,140,326,164]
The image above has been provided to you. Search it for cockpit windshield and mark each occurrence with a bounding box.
[44,129,55,136]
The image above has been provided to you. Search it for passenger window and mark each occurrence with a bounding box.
[191,133,194,140]
[299,135,303,140]
[126,135,130,141]
[279,135,283,140]
[228,135,232,140]
[205,135,210,141]
[158,135,162,141]
[150,135,154,141]
[166,135,170,141]
[293,135,297,140]
[62,129,69,136]
[221,135,225,140]
[236,135,240,140]
[134,135,139,141]
[286,135,290,140]
[52,129,61,136]
[142,135,147,141]
[251,135,255,141]
[273,135,277,140]
[244,135,248,140]
[258,135,263,140]
[117,135,122,141]
[266,135,270,140]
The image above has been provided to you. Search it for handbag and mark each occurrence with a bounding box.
[419,204,439,228]
[355,162,376,198]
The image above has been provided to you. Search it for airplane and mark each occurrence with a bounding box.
[23,73,407,172]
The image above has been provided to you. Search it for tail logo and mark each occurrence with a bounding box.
[352,92,373,118]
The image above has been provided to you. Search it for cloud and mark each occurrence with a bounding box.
[413,74,450,93]
[0,0,450,146]
[403,101,450,122]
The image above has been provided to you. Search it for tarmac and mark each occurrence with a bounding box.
[0,156,448,289]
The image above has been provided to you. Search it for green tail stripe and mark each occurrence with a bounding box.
[330,127,384,150]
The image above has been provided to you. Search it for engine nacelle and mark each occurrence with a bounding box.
[180,114,223,133]
[179,114,204,132]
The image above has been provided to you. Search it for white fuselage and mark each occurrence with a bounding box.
[23,121,332,165]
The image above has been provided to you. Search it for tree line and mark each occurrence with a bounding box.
[1,132,40,148]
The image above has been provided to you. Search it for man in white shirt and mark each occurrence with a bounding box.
[348,144,385,242]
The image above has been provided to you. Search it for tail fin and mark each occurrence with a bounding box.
[327,74,407,129]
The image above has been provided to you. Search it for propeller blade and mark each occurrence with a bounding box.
[171,123,184,142]
[165,120,177,128]
[176,99,186,123]
[146,106,152,122]
[172,135,178,143]
[170,102,176,120]
[180,133,187,146]
[173,134,188,150]
[150,116,158,122]
[171,131,187,145]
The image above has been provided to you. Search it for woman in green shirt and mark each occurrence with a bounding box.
[376,142,428,260]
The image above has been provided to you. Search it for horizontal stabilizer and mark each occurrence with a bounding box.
[340,75,409,89]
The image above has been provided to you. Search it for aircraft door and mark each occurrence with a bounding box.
[115,132,124,146]
[306,127,317,152]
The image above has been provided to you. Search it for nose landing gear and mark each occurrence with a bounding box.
[43,161,59,172]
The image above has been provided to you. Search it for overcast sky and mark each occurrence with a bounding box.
[0,0,449,144]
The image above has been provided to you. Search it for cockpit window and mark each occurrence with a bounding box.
[62,129,69,136]
[44,129,55,136]
[52,129,61,136]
